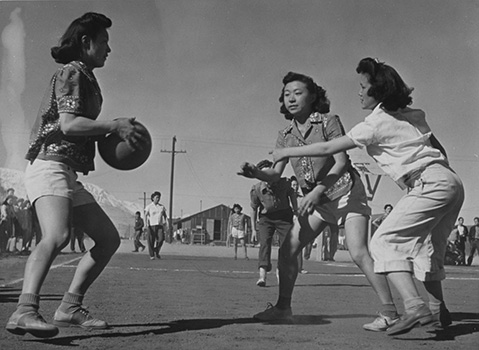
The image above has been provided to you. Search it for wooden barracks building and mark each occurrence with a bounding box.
[173,204,251,244]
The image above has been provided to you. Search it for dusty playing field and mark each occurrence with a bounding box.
[1,241,478,350]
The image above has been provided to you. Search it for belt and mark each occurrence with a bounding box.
[398,160,449,190]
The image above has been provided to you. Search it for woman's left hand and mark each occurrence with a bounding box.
[114,118,148,150]
[298,187,324,216]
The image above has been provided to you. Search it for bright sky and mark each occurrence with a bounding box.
[1,0,478,221]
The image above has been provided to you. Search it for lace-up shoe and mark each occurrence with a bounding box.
[363,312,400,332]
[6,310,59,338]
[53,307,109,330]
[387,304,434,336]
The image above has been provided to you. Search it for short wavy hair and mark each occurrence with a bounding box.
[356,57,413,111]
[151,191,161,201]
[232,203,243,212]
[279,72,330,120]
[51,12,112,64]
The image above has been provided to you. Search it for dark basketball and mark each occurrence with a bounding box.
[98,122,152,170]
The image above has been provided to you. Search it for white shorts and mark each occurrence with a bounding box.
[312,172,371,225]
[231,227,245,239]
[24,159,96,207]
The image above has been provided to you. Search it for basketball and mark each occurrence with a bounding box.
[98,121,152,170]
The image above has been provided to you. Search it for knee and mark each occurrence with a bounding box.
[349,249,370,267]
[94,230,120,256]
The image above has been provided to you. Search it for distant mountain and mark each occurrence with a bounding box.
[0,167,141,237]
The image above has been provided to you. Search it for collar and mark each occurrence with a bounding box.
[68,61,97,83]
[282,112,324,137]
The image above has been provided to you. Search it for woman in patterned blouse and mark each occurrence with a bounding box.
[6,12,147,338]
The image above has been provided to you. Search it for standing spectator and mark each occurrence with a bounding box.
[132,211,145,252]
[20,200,34,254]
[1,196,18,252]
[372,204,393,235]
[250,160,296,287]
[4,188,18,204]
[467,217,479,266]
[144,191,168,260]
[291,176,310,273]
[228,204,249,260]
[321,223,339,261]
[70,227,86,253]
[450,217,468,265]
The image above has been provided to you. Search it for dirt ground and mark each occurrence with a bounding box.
[1,240,478,350]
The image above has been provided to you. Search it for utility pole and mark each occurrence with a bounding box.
[138,192,147,209]
[161,136,186,243]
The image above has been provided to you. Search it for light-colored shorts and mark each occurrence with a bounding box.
[312,171,371,225]
[370,163,464,281]
[231,227,245,239]
[24,159,96,207]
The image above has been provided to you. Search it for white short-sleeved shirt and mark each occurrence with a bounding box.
[144,202,167,226]
[347,104,447,188]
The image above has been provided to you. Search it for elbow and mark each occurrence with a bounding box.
[60,122,75,136]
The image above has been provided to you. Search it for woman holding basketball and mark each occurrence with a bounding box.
[6,13,146,338]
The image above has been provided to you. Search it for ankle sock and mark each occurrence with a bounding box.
[404,297,426,313]
[275,296,291,310]
[58,292,84,313]
[429,301,443,315]
[17,293,40,313]
[380,303,398,318]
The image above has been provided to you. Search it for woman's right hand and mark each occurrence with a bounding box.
[114,118,148,150]
[237,162,258,178]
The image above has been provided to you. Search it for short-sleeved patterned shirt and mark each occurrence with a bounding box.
[25,61,103,174]
[250,178,293,215]
[275,112,351,193]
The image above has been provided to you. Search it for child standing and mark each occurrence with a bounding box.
[271,58,463,335]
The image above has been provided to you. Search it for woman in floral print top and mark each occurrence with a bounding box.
[239,72,399,331]
[6,13,148,339]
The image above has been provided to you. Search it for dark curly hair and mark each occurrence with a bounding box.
[232,203,243,212]
[151,191,161,201]
[51,12,112,64]
[279,72,330,120]
[356,58,413,111]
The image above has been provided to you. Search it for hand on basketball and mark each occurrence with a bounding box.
[114,118,147,150]
[237,162,258,178]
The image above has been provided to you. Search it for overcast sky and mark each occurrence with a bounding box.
[0,0,478,221]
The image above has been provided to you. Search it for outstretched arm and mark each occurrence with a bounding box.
[238,159,287,183]
[270,135,357,165]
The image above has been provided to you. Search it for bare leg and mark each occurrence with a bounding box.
[277,214,326,301]
[344,215,395,306]
[21,196,71,295]
[68,202,120,295]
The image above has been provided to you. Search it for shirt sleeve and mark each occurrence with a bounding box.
[275,130,286,149]
[324,115,347,140]
[250,185,260,211]
[346,120,376,148]
[55,65,84,115]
